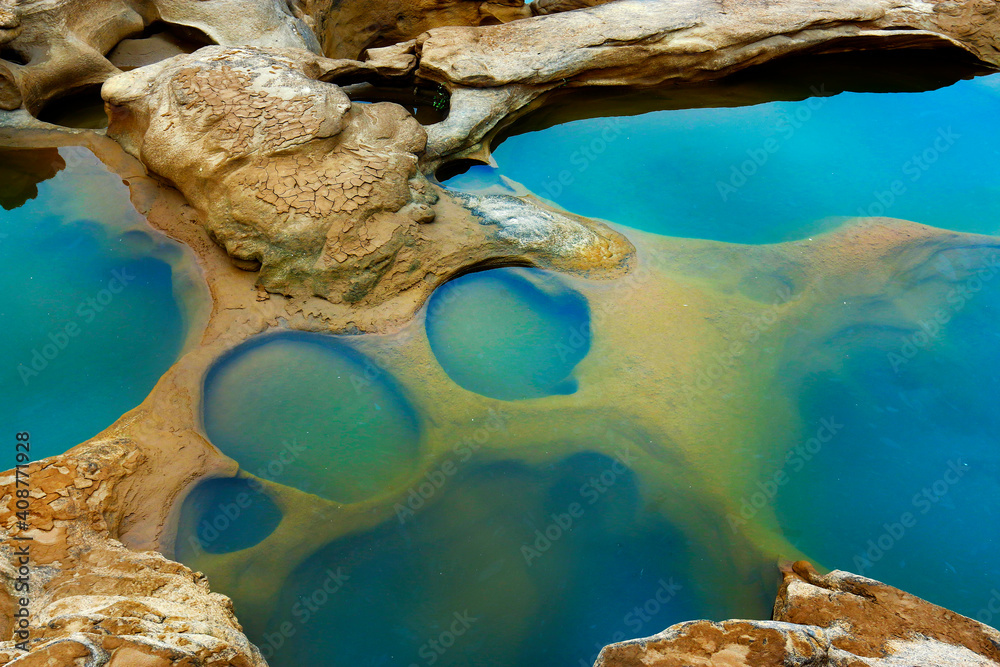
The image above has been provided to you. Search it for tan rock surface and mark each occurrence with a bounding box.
[102,45,633,306]
[0,0,317,116]
[290,0,531,59]
[596,561,1000,667]
[416,0,1000,161]
[0,444,265,667]
[531,0,617,16]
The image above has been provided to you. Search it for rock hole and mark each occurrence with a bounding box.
[330,72,450,125]
[36,84,108,129]
[106,21,216,71]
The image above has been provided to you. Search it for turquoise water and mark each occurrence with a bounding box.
[178,68,1000,667]
[425,268,591,400]
[261,455,717,667]
[178,451,764,667]
[772,246,1000,623]
[1,147,193,460]
[488,74,1000,243]
[202,332,422,503]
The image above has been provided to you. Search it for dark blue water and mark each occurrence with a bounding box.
[202,331,422,503]
[772,245,1000,623]
[179,68,1000,667]
[488,75,1000,243]
[1,147,190,459]
[214,453,738,667]
[177,477,282,555]
[425,268,591,400]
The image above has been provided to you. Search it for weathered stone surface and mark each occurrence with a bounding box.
[0,444,265,667]
[417,0,1000,161]
[289,0,531,59]
[0,0,317,116]
[103,45,633,305]
[596,561,1000,667]
[531,0,617,16]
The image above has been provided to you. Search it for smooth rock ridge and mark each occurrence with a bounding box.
[0,442,265,666]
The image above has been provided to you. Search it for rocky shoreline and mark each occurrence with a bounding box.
[2,0,1000,665]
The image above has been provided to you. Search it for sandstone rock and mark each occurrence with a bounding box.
[596,561,1000,667]
[416,0,1000,161]
[289,0,531,59]
[0,0,317,116]
[531,0,617,16]
[103,45,633,305]
[0,443,265,667]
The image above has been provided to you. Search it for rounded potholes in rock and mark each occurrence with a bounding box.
[425,268,591,400]
[202,332,421,504]
[176,477,282,556]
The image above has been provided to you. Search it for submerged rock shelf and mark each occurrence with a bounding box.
[2,1,1000,666]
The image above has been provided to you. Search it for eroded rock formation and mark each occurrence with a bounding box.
[0,0,318,116]
[2,1,1000,666]
[102,45,633,304]
[0,444,265,667]
[415,0,1000,161]
[597,561,1000,667]
[289,0,531,59]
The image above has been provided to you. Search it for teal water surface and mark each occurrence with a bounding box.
[177,448,765,667]
[771,245,1000,624]
[178,64,1000,667]
[178,477,282,555]
[488,74,1000,243]
[202,331,422,503]
[1,147,197,459]
[425,268,591,400]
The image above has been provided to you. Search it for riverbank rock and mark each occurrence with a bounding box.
[596,561,1000,667]
[0,443,265,667]
[102,45,633,306]
[289,0,531,59]
[531,0,617,15]
[416,0,1000,161]
[0,0,317,116]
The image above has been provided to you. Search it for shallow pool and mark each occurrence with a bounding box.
[489,74,1000,243]
[425,268,591,400]
[1,146,200,459]
[202,332,423,503]
[178,66,1000,667]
